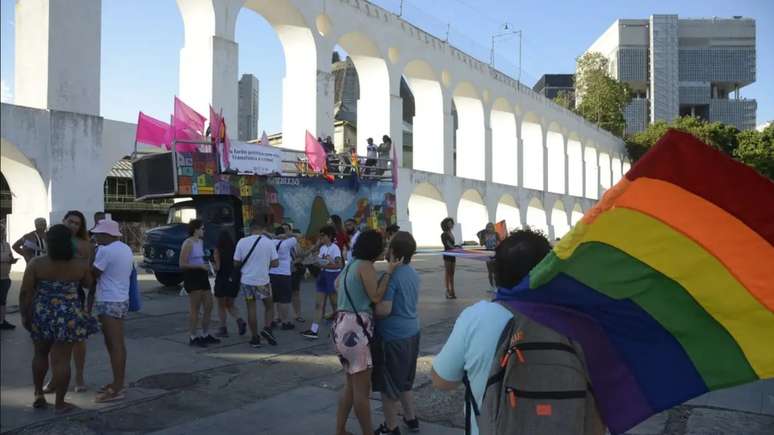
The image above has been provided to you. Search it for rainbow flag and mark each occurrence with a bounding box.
[496,130,774,434]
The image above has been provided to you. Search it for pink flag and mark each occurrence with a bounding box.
[209,105,221,142]
[305,131,327,173]
[135,112,170,148]
[391,143,398,189]
[173,97,206,150]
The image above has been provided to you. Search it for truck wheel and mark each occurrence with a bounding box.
[155,272,183,287]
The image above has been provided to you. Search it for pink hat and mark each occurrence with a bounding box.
[91,218,122,237]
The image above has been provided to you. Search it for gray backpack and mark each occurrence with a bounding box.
[464,304,605,435]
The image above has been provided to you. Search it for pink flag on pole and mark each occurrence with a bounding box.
[173,97,206,151]
[391,143,398,189]
[305,130,327,173]
[135,112,170,148]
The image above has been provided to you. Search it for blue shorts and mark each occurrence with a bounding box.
[316,270,340,294]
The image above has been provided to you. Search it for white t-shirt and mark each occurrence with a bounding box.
[93,241,135,303]
[347,231,360,262]
[269,237,297,276]
[318,243,342,273]
[234,235,278,286]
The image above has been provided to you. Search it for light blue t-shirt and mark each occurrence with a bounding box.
[432,301,513,435]
[376,265,420,342]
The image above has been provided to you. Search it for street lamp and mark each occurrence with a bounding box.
[490,23,523,82]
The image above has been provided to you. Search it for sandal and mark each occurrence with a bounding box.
[94,386,125,403]
[54,402,78,414]
[32,395,48,409]
[74,385,88,393]
[295,316,305,323]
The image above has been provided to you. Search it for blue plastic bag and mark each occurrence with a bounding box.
[128,266,142,312]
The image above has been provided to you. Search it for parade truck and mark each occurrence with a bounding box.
[132,141,396,286]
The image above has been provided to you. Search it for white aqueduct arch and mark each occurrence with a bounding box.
[403,59,444,174]
[457,188,488,242]
[453,82,486,181]
[491,98,518,186]
[495,193,520,232]
[407,182,448,247]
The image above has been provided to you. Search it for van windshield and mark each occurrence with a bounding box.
[168,205,197,224]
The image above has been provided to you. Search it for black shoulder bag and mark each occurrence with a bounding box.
[231,236,261,285]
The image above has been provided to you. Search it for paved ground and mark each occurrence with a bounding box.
[1,254,772,435]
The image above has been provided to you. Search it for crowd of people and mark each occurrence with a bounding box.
[318,135,393,177]
[1,207,591,435]
[1,212,135,411]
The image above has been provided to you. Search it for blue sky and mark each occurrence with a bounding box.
[1,0,772,133]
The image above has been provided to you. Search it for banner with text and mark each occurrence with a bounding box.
[222,141,283,175]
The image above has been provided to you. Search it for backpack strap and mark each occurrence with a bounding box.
[462,372,480,435]
[241,236,262,265]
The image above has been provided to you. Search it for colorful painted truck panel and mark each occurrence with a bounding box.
[134,150,395,286]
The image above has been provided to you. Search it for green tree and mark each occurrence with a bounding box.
[574,52,631,137]
[735,124,774,179]
[625,117,773,180]
[553,90,574,110]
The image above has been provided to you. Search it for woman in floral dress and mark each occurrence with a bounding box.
[20,224,98,413]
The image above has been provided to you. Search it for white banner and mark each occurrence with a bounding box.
[223,141,282,175]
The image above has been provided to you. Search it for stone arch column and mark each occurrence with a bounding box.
[442,89,455,176]
[484,103,493,183]
[515,114,524,188]
[541,122,549,193]
[388,66,404,171]
[177,0,245,130]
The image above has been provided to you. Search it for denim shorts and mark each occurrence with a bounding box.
[95,300,129,319]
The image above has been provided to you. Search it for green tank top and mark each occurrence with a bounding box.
[337,259,373,314]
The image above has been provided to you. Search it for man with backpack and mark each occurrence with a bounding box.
[431,229,604,435]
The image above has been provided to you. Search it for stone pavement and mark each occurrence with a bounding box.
[1,254,772,435]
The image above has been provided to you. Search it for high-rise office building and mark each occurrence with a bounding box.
[584,15,756,134]
[533,74,575,107]
[238,74,259,141]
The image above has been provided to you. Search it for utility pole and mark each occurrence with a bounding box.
[399,0,404,17]
[490,23,523,82]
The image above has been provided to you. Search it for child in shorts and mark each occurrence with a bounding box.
[301,225,342,339]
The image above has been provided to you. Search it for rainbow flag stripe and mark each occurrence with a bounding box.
[496,130,774,434]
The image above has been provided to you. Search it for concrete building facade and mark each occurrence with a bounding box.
[2,0,629,263]
[585,15,757,134]
[237,73,259,141]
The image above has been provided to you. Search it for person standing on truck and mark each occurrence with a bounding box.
[301,225,342,339]
[213,230,246,338]
[365,137,378,176]
[234,216,279,348]
[179,219,220,348]
[269,225,297,331]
